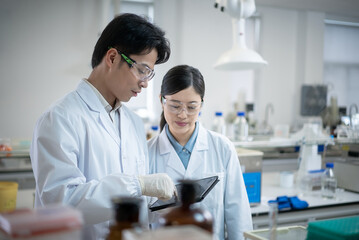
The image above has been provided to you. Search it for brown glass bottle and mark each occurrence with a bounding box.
[107,197,142,240]
[158,180,213,233]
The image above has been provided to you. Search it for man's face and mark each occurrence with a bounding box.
[105,48,158,104]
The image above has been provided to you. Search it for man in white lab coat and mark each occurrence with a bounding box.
[30,13,176,240]
[148,65,253,240]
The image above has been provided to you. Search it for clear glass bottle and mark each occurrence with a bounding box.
[159,180,213,233]
[107,197,142,240]
[321,162,337,199]
[234,111,248,141]
[212,111,226,135]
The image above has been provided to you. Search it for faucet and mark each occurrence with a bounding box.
[264,103,274,126]
[349,103,358,127]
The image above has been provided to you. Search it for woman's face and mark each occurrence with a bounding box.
[162,86,202,138]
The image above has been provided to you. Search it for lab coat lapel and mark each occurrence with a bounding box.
[185,124,209,177]
[158,130,186,177]
[76,80,120,146]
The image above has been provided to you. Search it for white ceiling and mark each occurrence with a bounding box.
[255,0,359,18]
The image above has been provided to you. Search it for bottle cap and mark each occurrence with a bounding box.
[179,180,197,204]
[215,112,222,116]
[111,197,142,222]
[151,125,159,131]
[325,162,334,168]
[237,111,245,117]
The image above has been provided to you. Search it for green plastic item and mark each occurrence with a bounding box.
[307,216,359,240]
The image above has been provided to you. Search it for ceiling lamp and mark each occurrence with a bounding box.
[213,0,267,71]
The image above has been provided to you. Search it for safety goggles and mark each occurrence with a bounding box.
[113,48,155,81]
[162,96,202,115]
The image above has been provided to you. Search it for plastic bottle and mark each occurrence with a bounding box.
[158,180,213,233]
[211,111,226,135]
[151,125,159,136]
[321,162,337,199]
[107,197,142,240]
[146,125,159,140]
[268,202,278,240]
[234,111,248,141]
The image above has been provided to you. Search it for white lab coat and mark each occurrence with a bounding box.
[30,80,148,240]
[147,124,253,240]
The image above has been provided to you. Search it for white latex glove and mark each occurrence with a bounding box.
[138,173,176,201]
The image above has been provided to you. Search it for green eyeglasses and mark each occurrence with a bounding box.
[113,48,155,81]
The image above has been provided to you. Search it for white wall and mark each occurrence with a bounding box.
[1,0,359,141]
[0,0,99,139]
[153,1,330,129]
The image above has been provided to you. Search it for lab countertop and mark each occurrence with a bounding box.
[251,172,359,215]
[17,172,359,228]
[251,172,359,228]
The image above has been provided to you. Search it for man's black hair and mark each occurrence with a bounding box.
[91,13,170,68]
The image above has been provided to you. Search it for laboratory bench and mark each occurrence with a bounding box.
[250,171,359,229]
[16,172,359,228]
[0,148,35,190]
[4,138,359,230]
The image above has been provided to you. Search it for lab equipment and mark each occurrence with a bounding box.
[237,148,263,206]
[107,197,142,240]
[307,215,359,240]
[138,173,176,200]
[334,155,359,193]
[348,103,358,128]
[321,162,337,199]
[244,226,307,240]
[211,111,226,135]
[213,0,267,70]
[234,111,249,141]
[292,123,333,192]
[302,169,325,191]
[158,180,213,233]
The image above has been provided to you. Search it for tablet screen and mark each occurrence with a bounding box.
[149,175,219,212]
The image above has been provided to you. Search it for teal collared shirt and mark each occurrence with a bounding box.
[165,122,199,169]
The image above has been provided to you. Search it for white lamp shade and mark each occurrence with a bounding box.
[214,46,267,70]
[214,17,267,71]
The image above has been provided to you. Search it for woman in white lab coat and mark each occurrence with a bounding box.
[148,65,253,240]
[31,14,176,240]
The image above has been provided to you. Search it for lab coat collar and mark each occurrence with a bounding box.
[158,122,209,176]
[76,80,105,113]
[195,122,209,151]
[76,80,121,146]
[184,123,209,175]
[158,122,209,155]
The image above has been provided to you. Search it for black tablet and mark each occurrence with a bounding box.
[149,175,219,212]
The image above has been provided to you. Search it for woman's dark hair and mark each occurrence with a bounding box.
[160,65,205,131]
[91,13,170,68]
